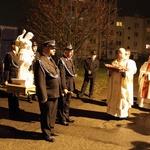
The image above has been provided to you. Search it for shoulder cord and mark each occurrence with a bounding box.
[38,60,58,78]
[11,60,19,68]
[59,58,74,77]
[7,52,19,68]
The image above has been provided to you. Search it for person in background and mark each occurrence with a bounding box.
[34,40,60,142]
[137,55,150,109]
[32,41,40,60]
[125,49,137,109]
[126,50,137,74]
[106,48,137,119]
[57,44,76,126]
[78,50,99,99]
[4,41,23,115]
[28,41,40,103]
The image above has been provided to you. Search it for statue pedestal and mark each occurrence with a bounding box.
[11,78,26,85]
[7,84,35,95]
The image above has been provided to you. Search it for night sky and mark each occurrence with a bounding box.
[118,0,150,17]
[0,0,150,27]
[0,0,24,26]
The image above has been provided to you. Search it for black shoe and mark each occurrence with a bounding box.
[55,119,60,124]
[34,95,38,101]
[66,118,75,123]
[17,108,25,112]
[60,121,69,126]
[78,94,83,98]
[28,99,33,103]
[28,95,33,103]
[51,132,59,136]
[44,136,55,142]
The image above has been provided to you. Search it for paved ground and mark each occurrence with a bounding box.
[0,88,150,150]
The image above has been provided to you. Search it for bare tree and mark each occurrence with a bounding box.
[22,0,117,59]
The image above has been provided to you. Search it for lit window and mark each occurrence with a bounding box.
[116,22,122,27]
[147,28,150,32]
[146,44,150,49]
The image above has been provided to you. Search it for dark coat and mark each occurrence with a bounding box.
[4,51,19,83]
[34,54,60,103]
[30,51,41,71]
[58,55,76,92]
[84,57,99,78]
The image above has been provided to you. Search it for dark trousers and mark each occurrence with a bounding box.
[80,77,96,96]
[39,98,58,138]
[57,93,72,121]
[8,93,19,113]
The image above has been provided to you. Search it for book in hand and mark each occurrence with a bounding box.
[104,63,120,72]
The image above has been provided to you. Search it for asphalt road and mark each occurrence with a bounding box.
[0,90,149,150]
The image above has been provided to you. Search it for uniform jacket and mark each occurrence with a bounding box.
[4,51,19,83]
[34,54,60,103]
[58,55,76,92]
[84,57,99,78]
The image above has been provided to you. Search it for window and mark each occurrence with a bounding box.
[115,50,118,54]
[146,44,150,49]
[116,41,121,45]
[111,21,114,25]
[147,28,150,32]
[147,20,150,24]
[116,31,122,36]
[116,22,122,27]
[146,36,150,41]
[134,23,139,28]
[134,32,138,37]
[133,42,138,46]
[109,50,113,55]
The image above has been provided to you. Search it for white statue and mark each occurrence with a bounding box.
[16,29,35,86]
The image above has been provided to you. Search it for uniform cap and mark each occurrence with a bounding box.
[64,44,73,50]
[91,50,97,55]
[43,40,56,48]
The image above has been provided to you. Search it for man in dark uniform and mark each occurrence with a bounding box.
[32,41,41,60]
[34,40,60,142]
[4,41,22,115]
[78,50,99,99]
[57,44,76,126]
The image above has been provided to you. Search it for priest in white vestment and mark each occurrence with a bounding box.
[106,48,137,118]
[137,56,150,109]
[126,50,137,107]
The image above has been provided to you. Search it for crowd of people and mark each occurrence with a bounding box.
[3,29,150,142]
